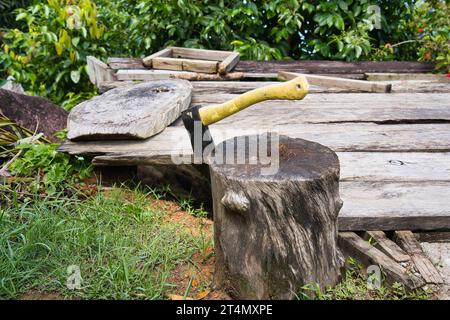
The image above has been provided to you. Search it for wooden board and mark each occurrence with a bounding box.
[339,181,450,231]
[58,123,450,157]
[142,47,239,74]
[100,80,450,94]
[363,231,411,263]
[338,232,424,290]
[86,56,116,87]
[279,71,392,93]
[67,80,192,140]
[394,231,444,284]
[107,58,435,74]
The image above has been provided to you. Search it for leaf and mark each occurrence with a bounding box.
[70,70,80,84]
[338,1,348,11]
[196,290,210,300]
[16,13,27,21]
[355,46,362,58]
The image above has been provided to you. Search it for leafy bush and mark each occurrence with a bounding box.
[10,142,92,193]
[0,0,106,104]
[0,0,448,105]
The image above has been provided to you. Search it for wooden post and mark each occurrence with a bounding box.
[208,134,344,299]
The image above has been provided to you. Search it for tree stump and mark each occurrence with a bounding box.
[209,134,344,299]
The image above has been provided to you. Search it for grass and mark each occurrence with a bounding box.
[298,257,432,300]
[0,186,205,299]
[0,180,435,301]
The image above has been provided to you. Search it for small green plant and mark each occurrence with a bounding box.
[9,142,92,193]
[298,257,432,300]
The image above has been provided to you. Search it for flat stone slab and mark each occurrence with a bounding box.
[67,80,192,140]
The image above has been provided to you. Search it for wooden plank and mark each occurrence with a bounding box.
[115,69,244,81]
[394,231,444,284]
[339,152,450,182]
[67,80,192,140]
[142,47,172,68]
[279,71,392,93]
[218,52,240,74]
[59,122,450,157]
[339,181,450,231]
[415,232,450,243]
[171,47,232,61]
[363,231,411,263]
[86,56,116,87]
[190,93,450,125]
[234,60,435,74]
[59,123,450,157]
[99,80,450,94]
[366,73,449,82]
[338,232,424,290]
[107,57,144,70]
[152,57,218,73]
[106,58,435,74]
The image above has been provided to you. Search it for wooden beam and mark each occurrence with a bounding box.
[171,47,232,61]
[218,52,240,74]
[86,56,116,87]
[279,71,392,93]
[394,231,444,284]
[365,73,449,82]
[363,231,410,263]
[152,57,218,73]
[338,232,424,290]
[142,47,172,68]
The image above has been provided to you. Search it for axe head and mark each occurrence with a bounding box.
[181,105,214,163]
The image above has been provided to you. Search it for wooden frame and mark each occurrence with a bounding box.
[142,47,240,74]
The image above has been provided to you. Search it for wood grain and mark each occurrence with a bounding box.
[394,231,444,284]
[363,231,411,263]
[339,232,424,290]
[279,71,392,93]
[67,80,192,140]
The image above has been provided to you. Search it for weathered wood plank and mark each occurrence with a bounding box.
[115,69,244,81]
[366,73,449,82]
[58,123,450,158]
[86,56,116,87]
[107,58,435,74]
[142,47,172,68]
[234,60,435,74]
[339,181,450,231]
[338,232,424,290]
[394,231,444,284]
[99,80,450,94]
[415,232,450,243]
[218,52,240,74]
[339,152,450,182]
[279,71,392,93]
[67,80,192,140]
[152,57,218,73]
[171,47,232,61]
[363,231,411,263]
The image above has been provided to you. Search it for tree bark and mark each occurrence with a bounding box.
[209,134,344,299]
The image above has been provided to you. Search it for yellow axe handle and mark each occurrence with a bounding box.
[198,75,309,126]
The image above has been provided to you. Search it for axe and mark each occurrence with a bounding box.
[181,76,309,162]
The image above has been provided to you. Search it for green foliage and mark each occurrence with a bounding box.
[9,142,92,193]
[372,0,449,71]
[0,187,200,299]
[0,0,448,106]
[298,257,432,300]
[0,0,106,104]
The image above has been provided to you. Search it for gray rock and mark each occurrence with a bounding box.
[67,80,192,140]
